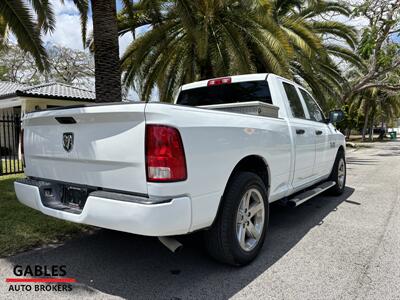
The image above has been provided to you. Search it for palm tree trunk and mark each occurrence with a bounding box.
[346,128,351,139]
[362,108,369,142]
[369,113,375,141]
[379,116,385,140]
[91,0,122,102]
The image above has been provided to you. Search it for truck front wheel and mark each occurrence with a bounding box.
[328,150,346,195]
[204,172,269,266]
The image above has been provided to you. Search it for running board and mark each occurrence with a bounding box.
[287,181,336,208]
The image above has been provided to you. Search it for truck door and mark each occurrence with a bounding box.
[298,89,332,177]
[281,82,316,188]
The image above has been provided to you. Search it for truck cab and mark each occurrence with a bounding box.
[176,73,344,194]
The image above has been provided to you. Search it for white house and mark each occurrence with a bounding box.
[0,81,96,116]
[0,81,96,159]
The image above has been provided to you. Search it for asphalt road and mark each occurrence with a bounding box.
[1,140,399,300]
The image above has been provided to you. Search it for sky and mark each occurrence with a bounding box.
[43,1,134,56]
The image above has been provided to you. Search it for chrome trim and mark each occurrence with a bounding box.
[90,191,173,205]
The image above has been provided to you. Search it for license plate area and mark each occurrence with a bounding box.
[38,182,93,214]
[61,186,89,209]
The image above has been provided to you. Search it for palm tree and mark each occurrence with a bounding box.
[121,0,292,101]
[349,89,400,141]
[351,89,377,141]
[120,0,360,104]
[343,22,400,140]
[375,92,400,140]
[269,0,362,106]
[0,0,122,103]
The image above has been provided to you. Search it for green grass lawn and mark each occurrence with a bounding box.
[0,174,90,257]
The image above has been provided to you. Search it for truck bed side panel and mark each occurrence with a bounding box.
[144,103,292,230]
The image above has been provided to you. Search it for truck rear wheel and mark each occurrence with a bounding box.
[204,172,269,266]
[328,150,346,195]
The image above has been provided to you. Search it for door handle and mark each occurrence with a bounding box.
[296,129,305,135]
[315,130,323,135]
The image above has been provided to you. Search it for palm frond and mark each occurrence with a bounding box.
[312,21,357,49]
[325,44,366,70]
[28,0,55,33]
[0,0,48,71]
[282,17,325,56]
[120,0,355,104]
[72,0,88,47]
[300,1,351,18]
[0,16,9,46]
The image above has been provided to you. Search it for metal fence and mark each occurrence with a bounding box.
[0,114,23,176]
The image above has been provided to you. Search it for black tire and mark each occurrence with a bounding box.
[328,150,346,195]
[204,172,269,266]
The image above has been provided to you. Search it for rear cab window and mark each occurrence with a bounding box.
[282,82,306,119]
[176,81,272,106]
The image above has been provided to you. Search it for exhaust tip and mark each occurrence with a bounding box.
[287,201,297,208]
[158,236,183,253]
[174,244,183,253]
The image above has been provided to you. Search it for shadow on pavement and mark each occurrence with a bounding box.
[347,157,378,165]
[7,187,355,299]
[375,152,400,157]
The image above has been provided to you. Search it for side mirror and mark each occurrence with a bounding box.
[328,109,345,124]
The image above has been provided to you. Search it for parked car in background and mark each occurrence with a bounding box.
[15,74,346,265]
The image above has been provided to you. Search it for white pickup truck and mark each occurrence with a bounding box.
[15,73,346,265]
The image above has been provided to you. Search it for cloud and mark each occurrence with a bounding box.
[51,0,80,16]
[43,1,91,50]
[44,15,91,50]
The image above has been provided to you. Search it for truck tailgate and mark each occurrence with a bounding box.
[23,103,148,194]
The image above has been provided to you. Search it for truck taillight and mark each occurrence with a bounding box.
[20,129,25,167]
[207,77,231,86]
[145,125,187,182]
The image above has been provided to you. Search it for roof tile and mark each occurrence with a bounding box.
[17,82,95,101]
[0,81,95,101]
[0,81,29,98]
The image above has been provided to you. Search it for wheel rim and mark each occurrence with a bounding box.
[337,158,346,189]
[236,188,265,252]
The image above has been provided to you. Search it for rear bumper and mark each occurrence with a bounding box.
[14,181,192,236]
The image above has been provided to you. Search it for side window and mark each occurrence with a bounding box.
[282,82,305,119]
[300,89,325,122]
